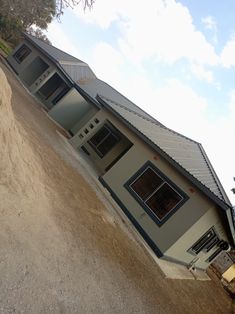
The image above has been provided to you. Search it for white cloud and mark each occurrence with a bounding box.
[46,22,82,59]
[202,16,218,44]
[221,36,235,68]
[190,64,214,83]
[202,16,216,31]
[90,42,124,85]
[73,0,219,66]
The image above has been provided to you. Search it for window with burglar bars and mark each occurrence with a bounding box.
[88,123,120,158]
[13,44,31,63]
[188,228,220,255]
[125,162,188,225]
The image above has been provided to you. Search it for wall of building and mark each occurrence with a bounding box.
[164,207,229,269]
[48,87,98,133]
[70,110,133,174]
[71,108,230,269]
[8,41,55,90]
[7,40,72,109]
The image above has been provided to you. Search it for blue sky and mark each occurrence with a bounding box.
[46,0,235,204]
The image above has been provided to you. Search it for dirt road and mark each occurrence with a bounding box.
[0,60,232,313]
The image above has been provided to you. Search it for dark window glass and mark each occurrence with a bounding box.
[89,126,109,146]
[97,133,119,156]
[130,167,163,200]
[127,163,187,224]
[88,124,120,158]
[190,229,218,255]
[13,45,31,63]
[146,183,182,220]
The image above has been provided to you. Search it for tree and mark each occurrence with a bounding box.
[0,0,95,45]
[55,0,95,18]
[0,0,56,29]
[27,28,52,45]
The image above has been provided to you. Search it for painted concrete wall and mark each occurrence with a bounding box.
[7,40,72,109]
[48,87,98,132]
[7,41,56,91]
[70,110,132,174]
[164,207,229,269]
[70,108,230,269]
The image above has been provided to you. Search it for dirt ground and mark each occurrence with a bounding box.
[0,59,232,313]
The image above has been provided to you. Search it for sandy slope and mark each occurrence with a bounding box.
[0,62,232,313]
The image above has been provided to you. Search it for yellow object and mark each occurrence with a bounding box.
[222,264,235,282]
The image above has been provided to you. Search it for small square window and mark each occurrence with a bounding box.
[79,134,84,139]
[94,118,99,124]
[84,129,89,134]
[125,162,187,225]
[13,44,31,63]
[88,123,120,158]
[90,123,94,129]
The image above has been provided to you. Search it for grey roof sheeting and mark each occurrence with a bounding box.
[24,33,96,82]
[60,62,96,82]
[23,33,231,210]
[97,95,231,209]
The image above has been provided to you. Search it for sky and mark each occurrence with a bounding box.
[46,0,235,204]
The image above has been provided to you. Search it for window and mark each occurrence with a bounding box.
[188,228,219,255]
[125,162,187,225]
[88,124,120,158]
[13,45,31,63]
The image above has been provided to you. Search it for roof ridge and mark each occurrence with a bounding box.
[100,95,200,145]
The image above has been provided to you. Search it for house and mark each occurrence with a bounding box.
[7,33,235,270]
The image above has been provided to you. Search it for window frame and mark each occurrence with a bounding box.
[88,123,120,158]
[124,161,188,226]
[13,44,32,64]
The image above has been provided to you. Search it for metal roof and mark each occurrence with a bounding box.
[60,62,96,82]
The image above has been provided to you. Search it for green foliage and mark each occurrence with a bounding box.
[0,0,95,46]
[0,0,56,45]
[0,38,12,55]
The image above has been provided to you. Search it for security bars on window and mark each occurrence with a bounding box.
[188,228,220,255]
[128,165,185,223]
[88,124,120,158]
[13,45,31,63]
